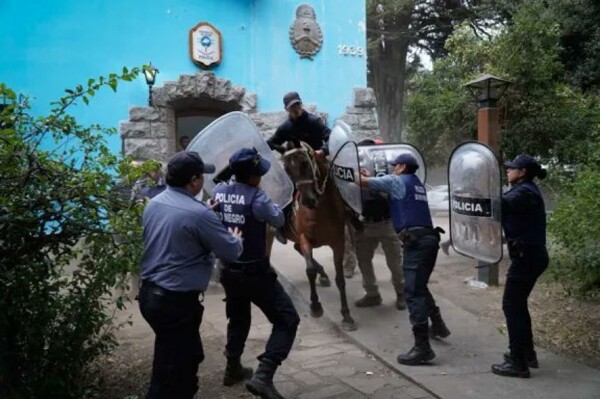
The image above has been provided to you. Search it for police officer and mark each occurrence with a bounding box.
[353,139,406,310]
[267,91,331,158]
[213,148,300,399]
[492,154,548,378]
[139,151,243,399]
[360,153,450,365]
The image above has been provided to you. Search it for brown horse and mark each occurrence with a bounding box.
[277,140,356,331]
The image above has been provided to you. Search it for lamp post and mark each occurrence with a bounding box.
[144,62,159,107]
[464,73,511,286]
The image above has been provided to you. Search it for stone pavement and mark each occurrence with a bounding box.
[271,216,600,399]
[201,283,437,399]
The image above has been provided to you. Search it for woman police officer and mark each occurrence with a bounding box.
[492,154,548,378]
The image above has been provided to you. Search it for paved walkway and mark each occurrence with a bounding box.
[201,283,436,399]
[271,216,600,399]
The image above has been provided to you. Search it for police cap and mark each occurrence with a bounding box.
[283,91,302,110]
[388,153,419,169]
[229,147,271,177]
[166,151,215,187]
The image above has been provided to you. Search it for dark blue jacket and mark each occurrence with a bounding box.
[213,182,284,262]
[267,110,331,155]
[502,181,546,247]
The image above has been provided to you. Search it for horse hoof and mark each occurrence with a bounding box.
[310,303,324,318]
[319,276,331,287]
[342,320,357,332]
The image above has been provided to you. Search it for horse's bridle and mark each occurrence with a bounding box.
[283,145,329,197]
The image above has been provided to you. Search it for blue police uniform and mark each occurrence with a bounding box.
[213,148,300,396]
[368,153,449,365]
[139,152,243,399]
[493,154,549,377]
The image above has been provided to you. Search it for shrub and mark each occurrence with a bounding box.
[0,68,149,398]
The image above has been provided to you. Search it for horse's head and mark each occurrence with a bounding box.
[282,140,322,209]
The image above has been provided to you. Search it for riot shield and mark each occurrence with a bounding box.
[328,121,362,214]
[187,111,294,207]
[330,140,363,214]
[328,120,356,159]
[448,141,502,263]
[357,143,427,184]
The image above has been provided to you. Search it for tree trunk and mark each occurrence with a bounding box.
[368,3,412,143]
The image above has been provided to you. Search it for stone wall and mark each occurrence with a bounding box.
[120,72,378,161]
[120,72,256,162]
[338,88,380,141]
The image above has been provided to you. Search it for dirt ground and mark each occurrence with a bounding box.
[429,253,600,369]
[93,319,254,399]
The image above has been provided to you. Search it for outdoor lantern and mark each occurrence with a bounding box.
[144,62,159,106]
[464,73,512,108]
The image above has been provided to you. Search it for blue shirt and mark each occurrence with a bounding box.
[368,174,407,200]
[140,186,243,292]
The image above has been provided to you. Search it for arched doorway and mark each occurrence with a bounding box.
[120,71,257,162]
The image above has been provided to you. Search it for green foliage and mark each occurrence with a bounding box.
[548,156,600,294]
[406,1,600,166]
[0,67,148,398]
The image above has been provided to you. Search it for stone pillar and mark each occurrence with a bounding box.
[339,88,379,141]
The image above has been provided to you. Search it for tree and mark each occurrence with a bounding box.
[405,1,600,165]
[0,67,149,398]
[366,0,504,142]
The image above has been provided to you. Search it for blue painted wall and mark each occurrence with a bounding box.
[0,0,366,154]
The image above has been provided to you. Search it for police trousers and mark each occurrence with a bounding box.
[503,247,549,358]
[356,219,404,296]
[220,266,300,365]
[139,281,204,399]
[402,234,440,327]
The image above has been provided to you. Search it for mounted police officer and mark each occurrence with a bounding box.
[267,92,332,245]
[139,151,243,399]
[267,91,330,159]
[492,154,548,378]
[212,148,300,399]
[359,153,450,365]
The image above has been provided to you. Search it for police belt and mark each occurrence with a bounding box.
[223,257,270,273]
[397,226,445,244]
[140,279,203,300]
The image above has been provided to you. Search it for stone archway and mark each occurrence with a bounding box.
[120,71,378,162]
[120,71,257,162]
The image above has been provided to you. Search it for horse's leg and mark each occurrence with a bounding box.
[332,241,356,331]
[295,239,323,318]
[294,244,330,287]
[311,258,331,287]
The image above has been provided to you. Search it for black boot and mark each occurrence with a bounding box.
[397,325,436,366]
[492,353,530,378]
[245,358,284,399]
[504,350,538,368]
[223,356,253,386]
[429,306,451,339]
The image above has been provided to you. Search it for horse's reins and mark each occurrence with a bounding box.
[283,146,329,197]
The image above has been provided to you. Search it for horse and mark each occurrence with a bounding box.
[275,140,356,331]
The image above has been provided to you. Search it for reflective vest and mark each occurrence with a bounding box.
[390,174,433,232]
[213,182,266,261]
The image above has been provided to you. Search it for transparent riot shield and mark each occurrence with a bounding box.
[331,140,363,214]
[187,111,294,207]
[357,143,427,184]
[328,120,356,159]
[448,141,502,263]
[329,120,362,214]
